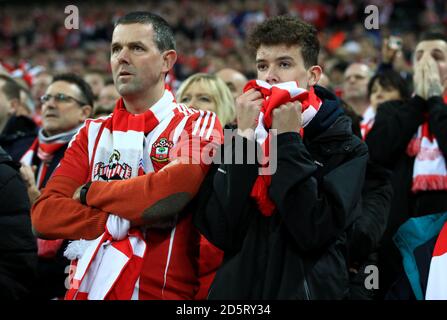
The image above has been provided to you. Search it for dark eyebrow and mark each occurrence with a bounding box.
[255,56,294,64]
[275,56,294,61]
[111,41,147,48]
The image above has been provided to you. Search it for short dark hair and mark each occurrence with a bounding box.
[367,70,411,100]
[52,73,95,108]
[0,75,21,101]
[115,11,176,52]
[419,32,447,43]
[248,15,320,68]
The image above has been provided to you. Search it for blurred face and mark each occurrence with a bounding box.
[179,81,217,113]
[84,73,105,99]
[41,81,91,136]
[216,69,247,100]
[98,84,120,108]
[256,44,320,88]
[343,63,371,100]
[415,40,447,90]
[0,86,10,130]
[111,23,167,98]
[369,80,402,110]
[31,73,52,103]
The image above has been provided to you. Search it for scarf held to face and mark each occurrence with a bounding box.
[244,80,322,216]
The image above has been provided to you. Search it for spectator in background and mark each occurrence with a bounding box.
[30,71,53,124]
[360,70,411,139]
[20,73,93,300]
[0,75,38,162]
[93,80,120,118]
[177,73,236,126]
[0,146,37,300]
[343,63,373,116]
[83,69,106,101]
[215,68,248,101]
[366,32,447,299]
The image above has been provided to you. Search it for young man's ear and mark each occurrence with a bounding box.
[307,65,323,87]
[162,50,178,74]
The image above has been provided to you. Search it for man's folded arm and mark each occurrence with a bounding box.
[31,175,108,240]
[85,163,208,226]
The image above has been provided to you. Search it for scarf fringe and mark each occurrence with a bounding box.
[412,175,447,193]
[64,239,92,260]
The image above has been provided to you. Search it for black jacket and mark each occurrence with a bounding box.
[365,96,447,295]
[194,92,368,299]
[0,115,38,162]
[0,147,37,299]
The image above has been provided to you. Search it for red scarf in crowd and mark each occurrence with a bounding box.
[360,106,376,140]
[21,127,80,258]
[406,95,447,192]
[244,80,322,216]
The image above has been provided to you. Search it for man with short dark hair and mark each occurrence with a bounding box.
[194,15,368,299]
[366,32,447,298]
[32,11,222,300]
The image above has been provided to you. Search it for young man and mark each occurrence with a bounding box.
[31,12,222,300]
[194,16,368,299]
[366,32,447,298]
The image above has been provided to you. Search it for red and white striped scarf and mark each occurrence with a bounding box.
[64,90,178,300]
[244,80,322,216]
[21,127,80,259]
[406,95,447,193]
[360,105,376,140]
[21,127,80,189]
[426,219,447,299]
[65,216,146,300]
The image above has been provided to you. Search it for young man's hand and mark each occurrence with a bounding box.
[235,89,263,140]
[271,101,302,135]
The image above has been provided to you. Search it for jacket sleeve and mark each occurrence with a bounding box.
[193,136,260,253]
[348,160,393,264]
[0,164,37,299]
[85,114,223,226]
[427,96,447,159]
[269,132,368,252]
[31,175,109,240]
[366,97,426,168]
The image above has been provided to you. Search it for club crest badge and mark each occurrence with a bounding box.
[151,138,174,163]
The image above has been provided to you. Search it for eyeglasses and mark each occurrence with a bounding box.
[40,93,88,106]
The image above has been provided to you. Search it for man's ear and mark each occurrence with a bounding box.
[162,50,178,74]
[80,105,93,121]
[307,65,323,87]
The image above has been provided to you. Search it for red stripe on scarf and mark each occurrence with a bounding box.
[243,80,321,216]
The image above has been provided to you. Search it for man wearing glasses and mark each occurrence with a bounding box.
[20,73,94,300]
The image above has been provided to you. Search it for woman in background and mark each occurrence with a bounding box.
[177,73,236,127]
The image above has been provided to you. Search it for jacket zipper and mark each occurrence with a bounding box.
[303,278,311,300]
